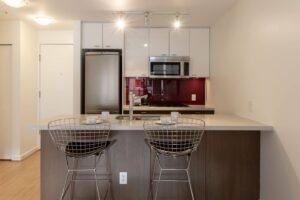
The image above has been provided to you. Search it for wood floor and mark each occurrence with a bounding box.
[0,151,40,200]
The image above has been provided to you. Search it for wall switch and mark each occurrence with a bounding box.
[119,172,127,184]
[191,94,197,101]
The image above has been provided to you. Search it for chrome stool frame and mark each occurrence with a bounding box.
[48,117,114,200]
[144,118,205,200]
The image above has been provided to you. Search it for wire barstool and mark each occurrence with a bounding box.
[144,117,205,200]
[48,117,114,200]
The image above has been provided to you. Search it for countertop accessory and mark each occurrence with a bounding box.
[81,119,104,125]
[101,111,110,121]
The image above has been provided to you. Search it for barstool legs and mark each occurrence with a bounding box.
[154,164,163,200]
[60,170,72,200]
[93,168,101,200]
[105,150,115,200]
[150,152,195,200]
[186,154,195,200]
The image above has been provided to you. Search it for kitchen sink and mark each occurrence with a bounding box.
[115,115,160,121]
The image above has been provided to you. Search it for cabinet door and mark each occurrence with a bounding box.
[170,29,189,56]
[125,28,149,77]
[190,28,210,77]
[103,23,124,49]
[149,28,169,56]
[82,22,102,49]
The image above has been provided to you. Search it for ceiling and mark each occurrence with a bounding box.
[0,0,237,29]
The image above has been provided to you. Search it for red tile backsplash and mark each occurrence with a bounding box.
[125,78,206,105]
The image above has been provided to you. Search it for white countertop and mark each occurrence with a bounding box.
[36,114,273,132]
[123,105,215,111]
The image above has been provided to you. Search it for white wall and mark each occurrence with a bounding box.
[19,22,39,157]
[38,30,74,44]
[73,21,81,114]
[0,21,21,158]
[0,21,39,160]
[209,0,300,199]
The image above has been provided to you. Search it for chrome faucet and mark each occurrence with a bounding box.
[129,92,134,120]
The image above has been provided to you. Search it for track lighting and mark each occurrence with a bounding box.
[173,15,181,29]
[144,11,150,26]
[112,11,186,28]
[2,0,28,8]
[116,13,126,29]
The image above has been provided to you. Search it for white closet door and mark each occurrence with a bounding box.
[40,45,74,120]
[0,45,12,159]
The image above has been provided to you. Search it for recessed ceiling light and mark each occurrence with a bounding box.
[2,0,28,8]
[34,16,53,26]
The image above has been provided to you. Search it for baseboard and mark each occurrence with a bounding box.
[11,146,40,161]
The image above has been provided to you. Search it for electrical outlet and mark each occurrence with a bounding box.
[119,172,127,184]
[191,94,197,101]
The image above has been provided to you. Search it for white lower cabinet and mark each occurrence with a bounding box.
[189,28,210,77]
[125,28,149,77]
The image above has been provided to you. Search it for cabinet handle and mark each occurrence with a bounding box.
[172,54,177,56]
[162,54,167,56]
[94,45,100,47]
[105,45,111,48]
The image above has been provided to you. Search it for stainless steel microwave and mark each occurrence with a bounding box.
[149,56,190,78]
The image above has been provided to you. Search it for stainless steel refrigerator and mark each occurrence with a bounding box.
[81,50,122,114]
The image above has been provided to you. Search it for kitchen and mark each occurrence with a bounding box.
[0,0,299,200]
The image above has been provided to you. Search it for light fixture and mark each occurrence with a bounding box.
[2,0,28,8]
[144,11,150,26]
[173,14,181,29]
[34,16,53,26]
[116,13,126,29]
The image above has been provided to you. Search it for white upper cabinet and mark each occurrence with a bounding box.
[189,28,210,77]
[149,28,169,56]
[82,22,103,49]
[125,28,149,77]
[103,23,124,49]
[170,29,190,56]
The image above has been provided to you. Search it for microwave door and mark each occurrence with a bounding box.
[151,63,166,75]
[165,63,180,75]
[151,62,181,77]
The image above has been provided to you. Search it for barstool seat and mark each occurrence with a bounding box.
[150,141,195,154]
[66,141,111,157]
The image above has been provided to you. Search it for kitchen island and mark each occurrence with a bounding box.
[39,114,272,200]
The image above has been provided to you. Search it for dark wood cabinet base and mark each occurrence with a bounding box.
[41,130,259,200]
